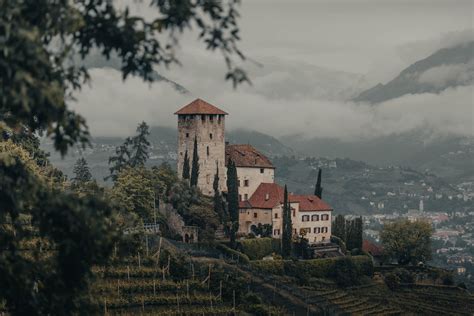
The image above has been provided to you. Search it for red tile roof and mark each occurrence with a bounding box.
[362,240,384,257]
[290,195,333,212]
[247,183,284,209]
[245,183,333,211]
[226,144,274,169]
[174,98,228,115]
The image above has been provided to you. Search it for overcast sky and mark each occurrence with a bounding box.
[72,0,474,139]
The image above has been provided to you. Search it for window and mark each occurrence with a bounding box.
[244,194,248,200]
[302,215,310,222]
[237,180,241,187]
[201,115,205,122]
[254,212,258,218]
[239,194,242,201]
[321,214,329,221]
[209,115,213,121]
[274,213,278,219]
[244,179,249,187]
[186,133,189,138]
[210,133,213,139]
[293,210,296,217]
[206,146,209,156]
[206,174,210,184]
[260,168,264,174]
[321,227,328,233]
[274,229,280,235]
[322,236,326,241]
[311,214,319,221]
[313,227,320,234]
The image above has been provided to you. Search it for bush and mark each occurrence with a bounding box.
[250,255,373,283]
[239,238,274,260]
[440,271,454,286]
[385,272,401,290]
[215,243,250,264]
[330,235,347,253]
[329,257,361,286]
[393,268,414,284]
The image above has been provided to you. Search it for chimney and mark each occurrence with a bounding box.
[265,193,270,201]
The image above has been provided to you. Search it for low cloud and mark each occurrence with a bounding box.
[417,61,474,88]
[72,66,473,141]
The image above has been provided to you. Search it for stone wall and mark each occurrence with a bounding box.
[177,114,226,195]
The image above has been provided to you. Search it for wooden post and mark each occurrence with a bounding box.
[138,251,141,268]
[219,280,222,299]
[127,265,130,280]
[153,279,156,296]
[233,290,236,313]
[145,234,149,256]
[176,293,180,313]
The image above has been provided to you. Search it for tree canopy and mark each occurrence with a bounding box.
[380,219,433,265]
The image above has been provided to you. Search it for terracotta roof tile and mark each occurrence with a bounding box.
[362,240,383,256]
[290,195,333,212]
[175,98,228,115]
[226,144,274,169]
[245,183,333,211]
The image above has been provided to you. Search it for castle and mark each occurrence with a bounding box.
[175,99,332,244]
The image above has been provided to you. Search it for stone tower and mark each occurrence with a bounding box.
[175,99,227,196]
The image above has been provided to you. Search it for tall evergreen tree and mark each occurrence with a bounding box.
[345,219,355,250]
[332,214,346,242]
[282,185,293,258]
[130,121,151,167]
[354,216,363,250]
[72,157,92,185]
[190,136,200,187]
[226,159,239,248]
[182,149,190,180]
[314,168,323,198]
[213,164,226,221]
[106,137,132,182]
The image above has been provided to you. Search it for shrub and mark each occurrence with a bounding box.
[215,243,250,264]
[240,238,274,260]
[329,257,361,286]
[251,260,285,275]
[440,271,454,286]
[384,272,401,290]
[393,268,414,284]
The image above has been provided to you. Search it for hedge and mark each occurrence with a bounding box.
[239,238,280,260]
[250,255,373,280]
[215,243,250,264]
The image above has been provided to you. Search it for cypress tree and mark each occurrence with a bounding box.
[226,159,239,248]
[282,185,293,258]
[314,168,323,198]
[332,214,346,242]
[213,163,225,221]
[72,157,92,185]
[130,121,151,167]
[345,219,354,250]
[190,136,199,187]
[182,149,190,180]
[354,216,363,250]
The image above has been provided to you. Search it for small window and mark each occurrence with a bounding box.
[239,194,242,201]
[322,236,326,241]
[274,213,278,219]
[207,146,209,156]
[293,210,295,217]
[237,180,241,187]
[274,229,280,235]
[313,227,320,234]
[186,133,189,138]
[244,194,248,200]
[210,133,213,139]
[244,179,249,187]
[201,115,206,122]
[254,212,257,218]
[302,215,310,222]
[209,115,213,121]
[312,214,319,221]
[260,168,264,174]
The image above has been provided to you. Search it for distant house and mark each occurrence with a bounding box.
[363,240,384,265]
